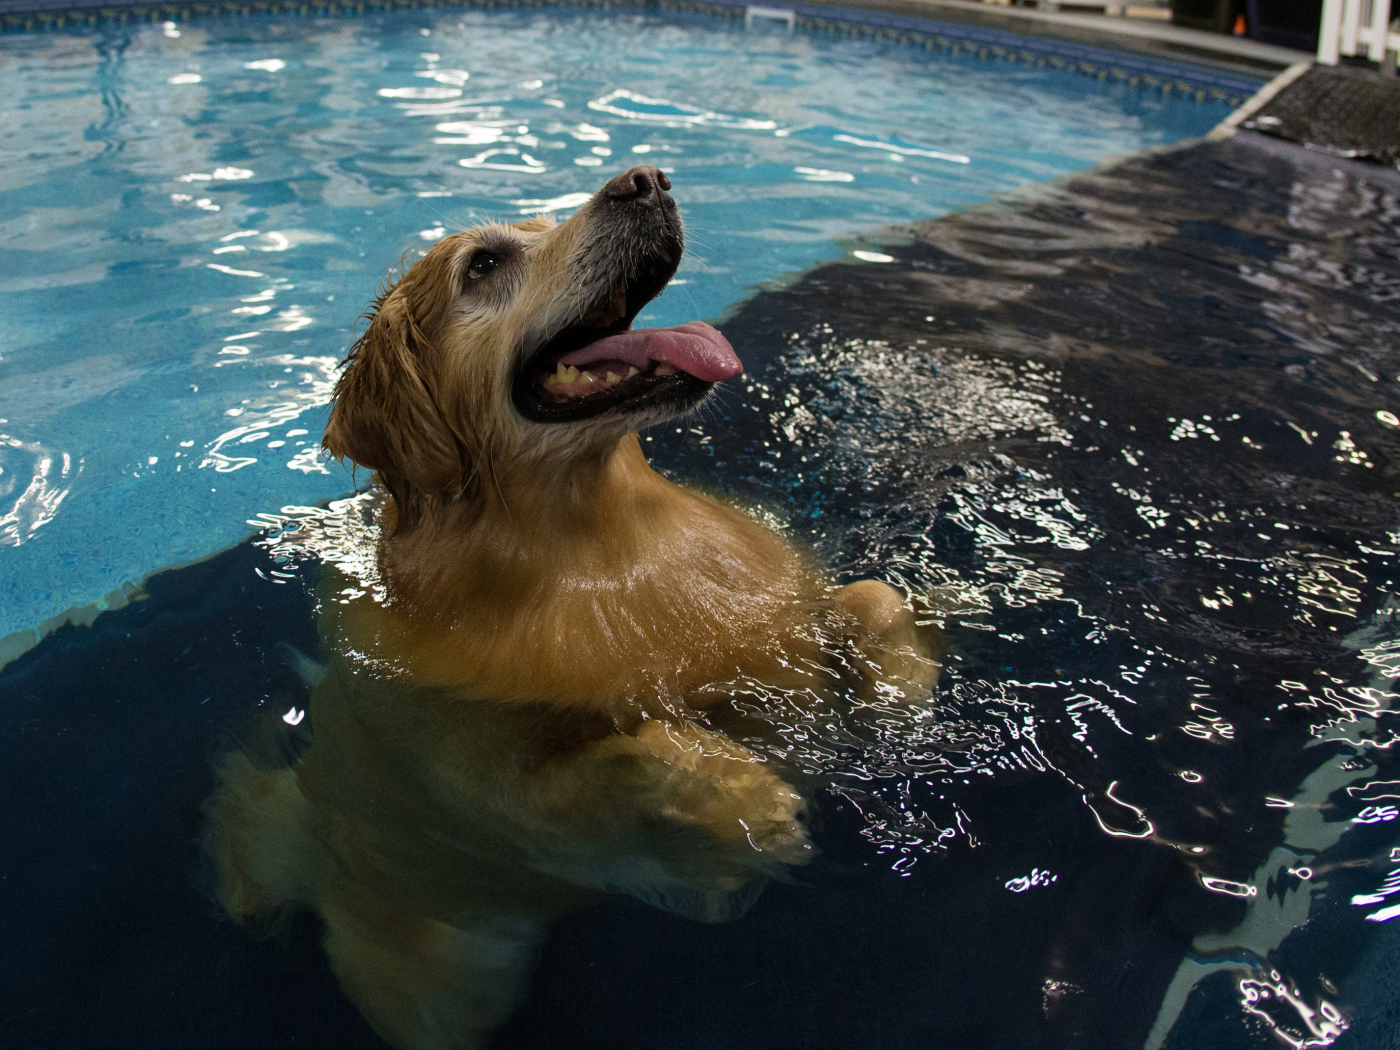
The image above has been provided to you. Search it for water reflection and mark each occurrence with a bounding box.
[0,434,77,547]
[205,641,806,1048]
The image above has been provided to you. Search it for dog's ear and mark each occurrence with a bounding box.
[323,290,463,505]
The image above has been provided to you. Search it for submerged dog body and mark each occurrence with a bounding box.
[206,168,934,1050]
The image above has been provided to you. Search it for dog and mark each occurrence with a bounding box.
[205,166,937,1050]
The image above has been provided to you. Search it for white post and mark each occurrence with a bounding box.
[1319,0,1344,62]
[1342,0,1362,54]
[1368,0,1393,59]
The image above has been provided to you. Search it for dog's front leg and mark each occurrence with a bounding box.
[563,719,811,862]
[526,719,813,919]
[832,579,942,701]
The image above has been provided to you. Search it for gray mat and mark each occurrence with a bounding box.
[1243,63,1400,166]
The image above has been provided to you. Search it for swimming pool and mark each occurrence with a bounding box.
[0,2,1241,654]
[15,7,1400,1050]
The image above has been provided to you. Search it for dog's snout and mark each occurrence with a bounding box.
[602,165,672,206]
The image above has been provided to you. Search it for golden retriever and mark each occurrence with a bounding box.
[205,166,936,1050]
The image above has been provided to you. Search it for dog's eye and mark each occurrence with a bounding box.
[466,251,500,281]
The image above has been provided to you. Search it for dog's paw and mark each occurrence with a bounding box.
[832,579,942,701]
[632,720,813,866]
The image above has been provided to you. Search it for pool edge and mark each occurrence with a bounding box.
[0,544,229,672]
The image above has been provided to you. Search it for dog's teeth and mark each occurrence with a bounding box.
[627,366,639,378]
[605,371,620,385]
[580,370,596,384]
[655,363,677,376]
[544,363,585,389]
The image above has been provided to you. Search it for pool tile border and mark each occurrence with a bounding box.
[0,0,1265,105]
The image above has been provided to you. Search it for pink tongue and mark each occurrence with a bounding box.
[558,321,743,383]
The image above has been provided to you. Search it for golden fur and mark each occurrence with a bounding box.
[205,171,937,1050]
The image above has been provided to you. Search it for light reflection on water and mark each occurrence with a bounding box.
[0,6,1224,640]
[622,133,1397,1046]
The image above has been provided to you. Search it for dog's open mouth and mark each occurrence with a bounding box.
[512,263,743,423]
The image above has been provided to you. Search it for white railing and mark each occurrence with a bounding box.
[1319,0,1398,63]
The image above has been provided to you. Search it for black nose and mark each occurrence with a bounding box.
[602,165,672,205]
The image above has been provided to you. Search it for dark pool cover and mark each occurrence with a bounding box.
[1245,63,1400,168]
[4,131,1400,1049]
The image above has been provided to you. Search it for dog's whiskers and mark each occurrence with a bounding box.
[679,238,717,260]
[702,388,735,417]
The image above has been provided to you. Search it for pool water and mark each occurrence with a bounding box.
[13,8,1400,1050]
[0,4,1233,648]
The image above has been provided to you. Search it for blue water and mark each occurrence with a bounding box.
[0,5,1230,647]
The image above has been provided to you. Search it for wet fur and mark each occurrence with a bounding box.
[206,176,935,1049]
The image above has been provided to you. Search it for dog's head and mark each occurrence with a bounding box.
[323,166,741,517]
